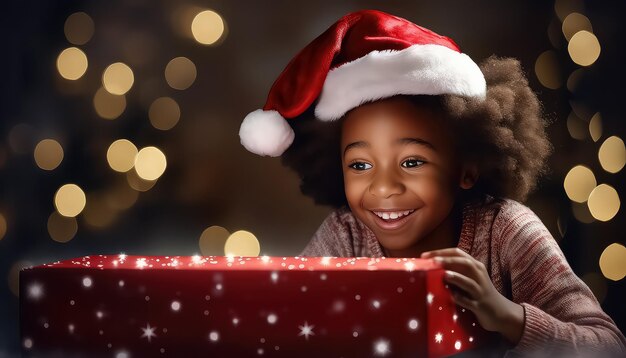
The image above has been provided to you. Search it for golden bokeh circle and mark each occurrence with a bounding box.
[47,211,78,242]
[149,97,181,130]
[598,136,625,174]
[126,169,157,192]
[191,10,225,45]
[93,87,126,120]
[107,139,138,173]
[34,139,64,170]
[165,57,197,90]
[224,230,260,257]
[57,47,88,80]
[568,30,601,67]
[588,113,602,142]
[563,165,596,203]
[135,147,167,181]
[534,50,561,90]
[599,243,626,281]
[102,62,134,95]
[54,184,87,217]
[199,226,230,256]
[587,184,620,222]
[562,13,593,42]
[64,12,95,45]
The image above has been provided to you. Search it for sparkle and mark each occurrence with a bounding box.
[408,319,419,330]
[171,301,181,311]
[232,317,239,326]
[23,338,33,349]
[209,331,219,342]
[96,311,103,319]
[455,340,462,350]
[427,293,434,305]
[267,313,278,324]
[82,276,92,288]
[68,324,75,333]
[469,337,474,342]
[261,256,270,263]
[271,272,279,283]
[136,258,148,269]
[404,262,415,271]
[119,280,125,287]
[320,273,327,280]
[28,283,44,300]
[453,313,458,322]
[298,321,315,340]
[141,323,157,342]
[116,351,129,358]
[257,348,264,355]
[192,255,202,264]
[435,333,443,343]
[372,300,381,309]
[118,254,127,261]
[373,338,391,356]
[321,257,331,266]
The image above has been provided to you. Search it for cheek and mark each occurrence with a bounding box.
[343,174,368,206]
[407,170,456,201]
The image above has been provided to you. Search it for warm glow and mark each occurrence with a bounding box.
[534,50,561,90]
[135,147,167,181]
[165,57,197,90]
[82,193,117,229]
[93,87,126,119]
[568,31,601,67]
[562,13,593,41]
[0,213,7,240]
[199,226,230,255]
[102,62,134,95]
[126,169,157,192]
[571,201,595,224]
[64,12,94,45]
[554,0,585,21]
[599,243,626,281]
[587,184,620,222]
[224,230,260,256]
[598,136,625,173]
[566,69,584,92]
[47,211,78,242]
[107,183,139,210]
[54,184,87,217]
[588,113,602,142]
[57,47,88,80]
[563,165,596,203]
[107,139,138,173]
[149,97,181,130]
[34,139,64,170]
[191,10,225,45]
[566,112,587,140]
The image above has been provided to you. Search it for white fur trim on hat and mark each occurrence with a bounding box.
[239,109,295,157]
[315,44,486,121]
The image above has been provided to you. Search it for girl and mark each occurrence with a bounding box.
[239,10,626,357]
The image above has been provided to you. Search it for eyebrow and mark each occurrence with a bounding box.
[343,137,436,156]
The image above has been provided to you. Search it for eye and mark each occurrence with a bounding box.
[401,159,424,168]
[348,161,372,171]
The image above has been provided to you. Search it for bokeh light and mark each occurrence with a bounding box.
[568,30,600,66]
[54,184,87,217]
[82,193,117,229]
[587,184,620,222]
[0,213,7,240]
[599,243,626,281]
[563,165,596,203]
[93,87,126,120]
[106,182,139,210]
[199,226,230,255]
[149,97,181,130]
[107,139,138,173]
[134,147,167,181]
[554,0,585,21]
[566,68,584,92]
[126,169,157,192]
[165,57,197,90]
[102,62,134,95]
[562,13,592,41]
[57,47,88,80]
[64,12,94,45]
[588,113,602,142]
[571,201,595,224]
[566,112,588,140]
[191,10,225,45]
[34,139,64,171]
[47,211,78,243]
[224,230,260,256]
[8,261,33,297]
[534,50,561,89]
[598,136,625,173]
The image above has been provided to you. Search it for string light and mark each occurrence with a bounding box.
[224,230,261,256]
[102,62,134,95]
[34,139,64,170]
[57,47,88,80]
[191,10,225,45]
[54,184,87,217]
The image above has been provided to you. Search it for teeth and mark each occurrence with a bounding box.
[373,210,414,220]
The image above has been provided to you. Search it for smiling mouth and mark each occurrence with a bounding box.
[368,209,416,230]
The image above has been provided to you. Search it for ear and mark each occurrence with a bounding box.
[459,162,479,190]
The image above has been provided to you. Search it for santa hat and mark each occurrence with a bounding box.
[239,9,486,157]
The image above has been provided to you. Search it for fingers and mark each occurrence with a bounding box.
[421,247,471,259]
[450,289,478,311]
[444,270,482,299]
[434,256,485,282]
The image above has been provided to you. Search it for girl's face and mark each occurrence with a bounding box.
[340,97,475,257]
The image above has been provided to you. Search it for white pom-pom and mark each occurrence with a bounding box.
[239,109,295,157]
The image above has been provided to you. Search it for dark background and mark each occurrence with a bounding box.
[1,0,625,355]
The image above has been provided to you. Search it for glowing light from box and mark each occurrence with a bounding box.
[598,136,625,173]
[599,243,626,281]
[568,30,600,67]
[534,50,561,90]
[93,87,126,119]
[199,225,230,255]
[47,211,78,242]
[134,146,167,181]
[165,57,197,90]
[57,47,88,80]
[191,10,225,45]
[562,13,592,41]
[107,139,138,173]
[587,184,620,222]
[563,165,596,203]
[64,12,94,45]
[224,230,260,256]
[54,184,86,217]
[102,62,134,95]
[34,139,64,170]
[149,97,181,130]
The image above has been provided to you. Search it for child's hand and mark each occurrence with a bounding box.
[421,248,524,345]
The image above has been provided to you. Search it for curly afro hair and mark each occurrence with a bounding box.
[281,56,553,208]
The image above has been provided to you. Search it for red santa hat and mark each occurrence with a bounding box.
[239,9,486,157]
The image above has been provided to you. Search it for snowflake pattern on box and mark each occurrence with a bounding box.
[20,255,489,357]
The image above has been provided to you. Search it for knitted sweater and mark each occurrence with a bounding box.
[299,195,626,357]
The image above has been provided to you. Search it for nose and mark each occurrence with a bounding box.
[368,167,405,198]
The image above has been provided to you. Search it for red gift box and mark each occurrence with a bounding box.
[20,255,491,357]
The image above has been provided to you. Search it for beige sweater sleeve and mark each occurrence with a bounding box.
[299,209,354,257]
